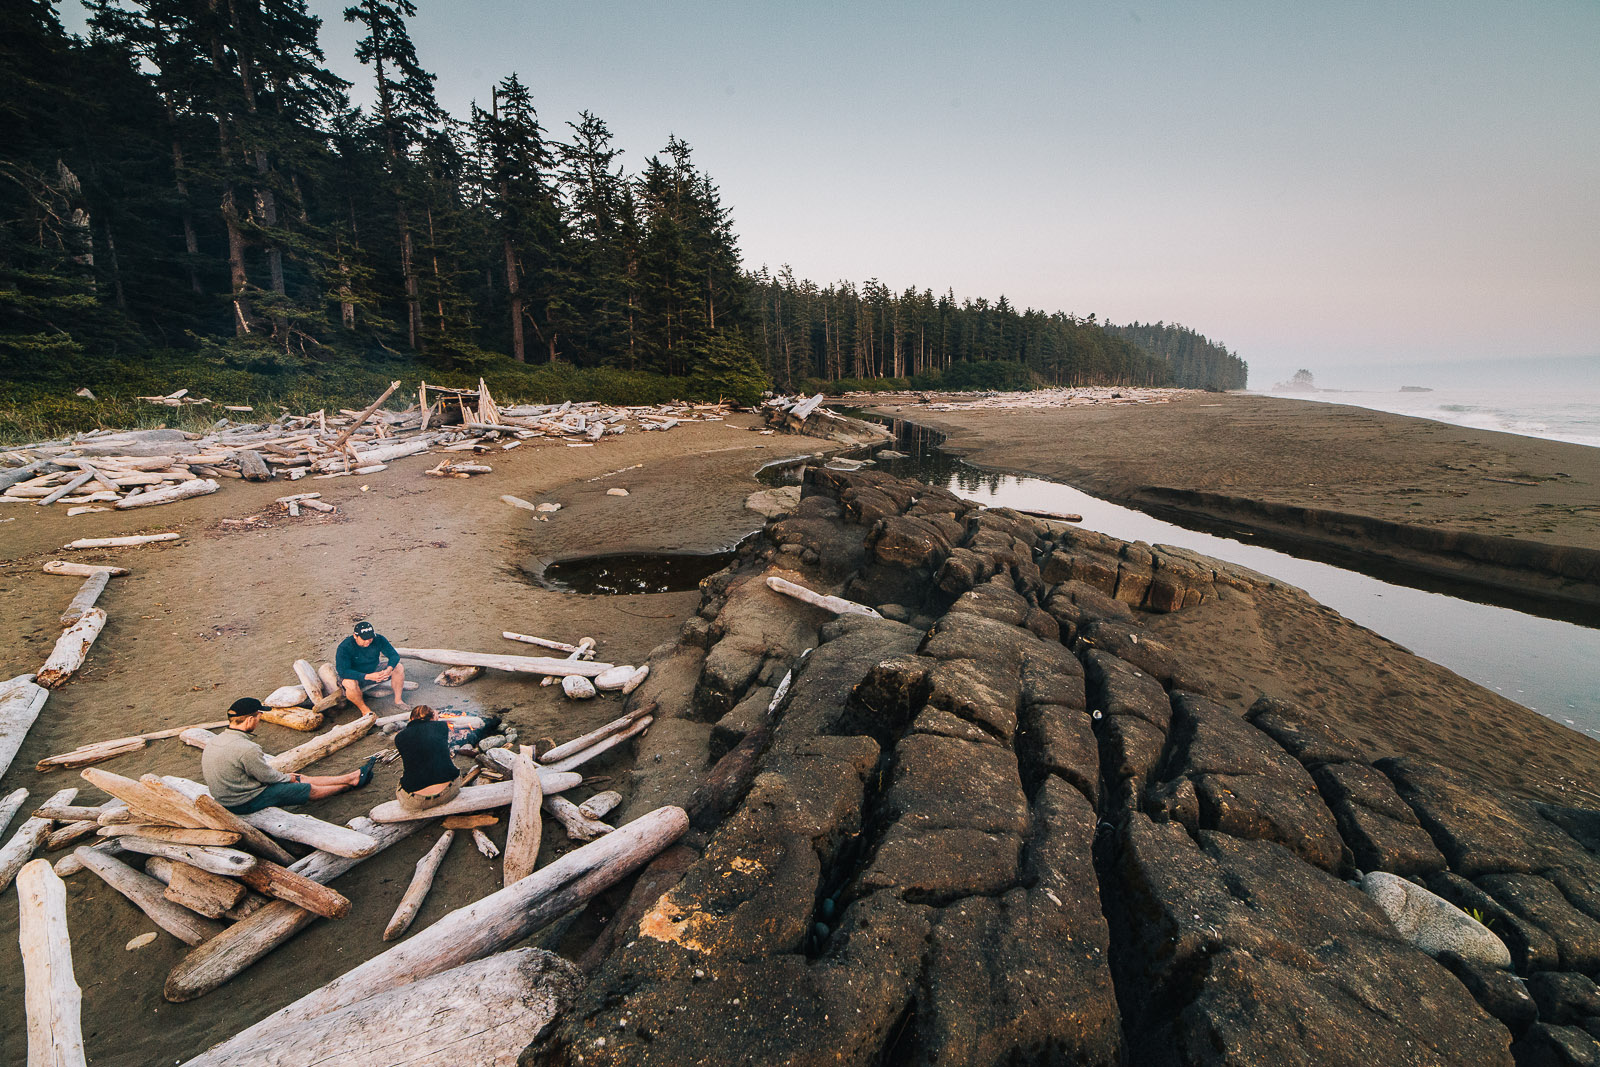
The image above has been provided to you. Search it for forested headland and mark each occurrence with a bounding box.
[1,0,1247,439]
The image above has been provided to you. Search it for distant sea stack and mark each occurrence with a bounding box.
[1273,368,1318,392]
[1400,385,1433,392]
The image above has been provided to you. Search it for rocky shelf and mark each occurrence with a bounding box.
[522,466,1600,1067]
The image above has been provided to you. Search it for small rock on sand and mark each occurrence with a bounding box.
[606,487,629,496]
[126,932,157,951]
[1361,870,1512,969]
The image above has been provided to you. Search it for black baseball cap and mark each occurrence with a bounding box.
[354,621,376,637]
[229,697,266,717]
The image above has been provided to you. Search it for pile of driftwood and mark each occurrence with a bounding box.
[6,695,676,1066]
[855,384,1193,411]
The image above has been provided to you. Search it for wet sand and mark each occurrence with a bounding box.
[0,415,814,1066]
[872,391,1600,612]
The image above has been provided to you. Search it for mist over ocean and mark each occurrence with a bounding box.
[1253,354,1600,449]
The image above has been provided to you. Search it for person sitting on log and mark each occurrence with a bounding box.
[203,698,378,814]
[336,619,407,715]
[393,705,463,812]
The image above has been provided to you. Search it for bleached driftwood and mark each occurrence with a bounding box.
[238,808,376,859]
[765,575,882,618]
[43,561,129,578]
[115,478,219,508]
[0,787,30,838]
[97,825,241,847]
[174,714,374,774]
[541,637,596,688]
[154,778,297,866]
[115,837,258,877]
[434,664,483,687]
[51,839,123,878]
[59,571,110,627]
[539,704,654,765]
[259,707,322,730]
[178,949,579,1067]
[263,684,311,708]
[1,674,51,779]
[467,828,497,858]
[191,806,688,1043]
[327,380,401,456]
[500,494,538,511]
[0,788,77,893]
[17,860,86,1067]
[63,532,179,550]
[36,609,107,689]
[368,773,580,823]
[395,647,613,678]
[35,736,142,772]
[621,664,651,694]
[578,791,623,820]
[164,816,426,1001]
[383,829,454,941]
[501,631,587,653]
[44,820,100,852]
[74,847,224,945]
[36,470,94,507]
[292,659,324,705]
[162,861,250,919]
[544,716,653,774]
[544,795,611,841]
[237,860,350,919]
[503,748,542,885]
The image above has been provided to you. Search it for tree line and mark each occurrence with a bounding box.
[1,0,1246,398]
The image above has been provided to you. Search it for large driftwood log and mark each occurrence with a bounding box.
[368,772,579,823]
[578,791,622,820]
[36,470,94,507]
[269,713,375,772]
[327,380,401,456]
[237,806,376,858]
[52,839,123,878]
[237,450,272,481]
[97,825,241,847]
[1,788,78,893]
[43,561,129,578]
[1,674,51,779]
[765,574,883,617]
[59,571,110,627]
[434,664,483,686]
[164,816,425,1001]
[36,609,107,689]
[63,532,180,549]
[35,719,230,774]
[115,837,257,877]
[314,662,344,706]
[538,704,654,765]
[153,777,296,865]
[0,787,30,839]
[503,748,542,885]
[179,949,580,1067]
[145,858,267,922]
[80,769,212,830]
[0,459,50,491]
[114,478,219,509]
[501,631,586,653]
[74,847,224,945]
[17,860,86,1067]
[396,646,613,678]
[199,807,687,1041]
[545,715,653,774]
[383,829,453,940]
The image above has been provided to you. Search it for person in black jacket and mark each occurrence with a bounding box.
[335,620,407,716]
[393,705,462,811]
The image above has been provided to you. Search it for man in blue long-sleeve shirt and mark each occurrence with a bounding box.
[335,620,408,716]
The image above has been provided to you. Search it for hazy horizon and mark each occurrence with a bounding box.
[59,1,1600,380]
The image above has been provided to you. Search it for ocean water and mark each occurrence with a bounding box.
[1253,355,1600,449]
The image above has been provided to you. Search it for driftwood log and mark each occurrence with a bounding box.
[1,788,78,893]
[470,828,499,858]
[237,860,351,919]
[59,571,110,627]
[36,609,107,689]
[1,674,51,779]
[115,837,257,877]
[44,821,101,851]
[182,714,375,774]
[434,664,483,686]
[544,795,611,841]
[383,829,453,941]
[51,839,123,878]
[164,816,425,1001]
[34,719,229,774]
[179,949,580,1067]
[63,532,179,549]
[578,791,622,820]
[97,825,241,847]
[36,470,94,507]
[74,847,224,945]
[114,478,219,509]
[503,747,543,884]
[163,861,249,919]
[155,779,297,865]
[368,772,580,823]
[43,561,130,578]
[17,860,86,1067]
[539,704,654,764]
[765,574,883,617]
[396,646,613,678]
[501,631,586,653]
[0,787,31,838]
[234,806,376,858]
[292,659,324,705]
[196,806,688,1043]
[545,716,653,774]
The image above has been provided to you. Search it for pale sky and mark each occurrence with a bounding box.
[67,1,1600,383]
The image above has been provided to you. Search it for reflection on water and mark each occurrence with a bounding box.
[861,416,1600,737]
[538,550,738,595]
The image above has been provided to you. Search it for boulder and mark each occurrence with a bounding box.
[1437,950,1539,1030]
[1314,762,1447,875]
[1478,873,1600,973]
[1526,972,1600,1027]
[1426,871,1562,974]
[1510,1023,1600,1067]
[1359,871,1511,968]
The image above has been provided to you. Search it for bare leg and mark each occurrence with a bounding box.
[342,677,374,716]
[304,768,363,800]
[389,662,408,710]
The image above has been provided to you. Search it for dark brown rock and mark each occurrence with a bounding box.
[711,684,774,761]
[1313,762,1447,875]
[1076,618,1183,687]
[1247,697,1368,766]
[1017,702,1101,806]
[1526,972,1600,1027]
[1427,871,1562,974]
[1510,1023,1600,1067]
[1381,757,1586,877]
[1082,649,1169,729]
[911,706,1002,746]
[1437,950,1539,1031]
[1479,874,1600,973]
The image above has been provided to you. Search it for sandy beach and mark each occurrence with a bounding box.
[2,396,1598,1064]
[873,391,1600,614]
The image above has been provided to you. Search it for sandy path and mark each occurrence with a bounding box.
[0,415,812,1066]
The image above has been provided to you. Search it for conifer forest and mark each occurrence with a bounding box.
[1,0,1248,410]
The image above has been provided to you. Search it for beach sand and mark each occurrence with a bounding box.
[874,391,1600,612]
[1,397,1597,1064]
